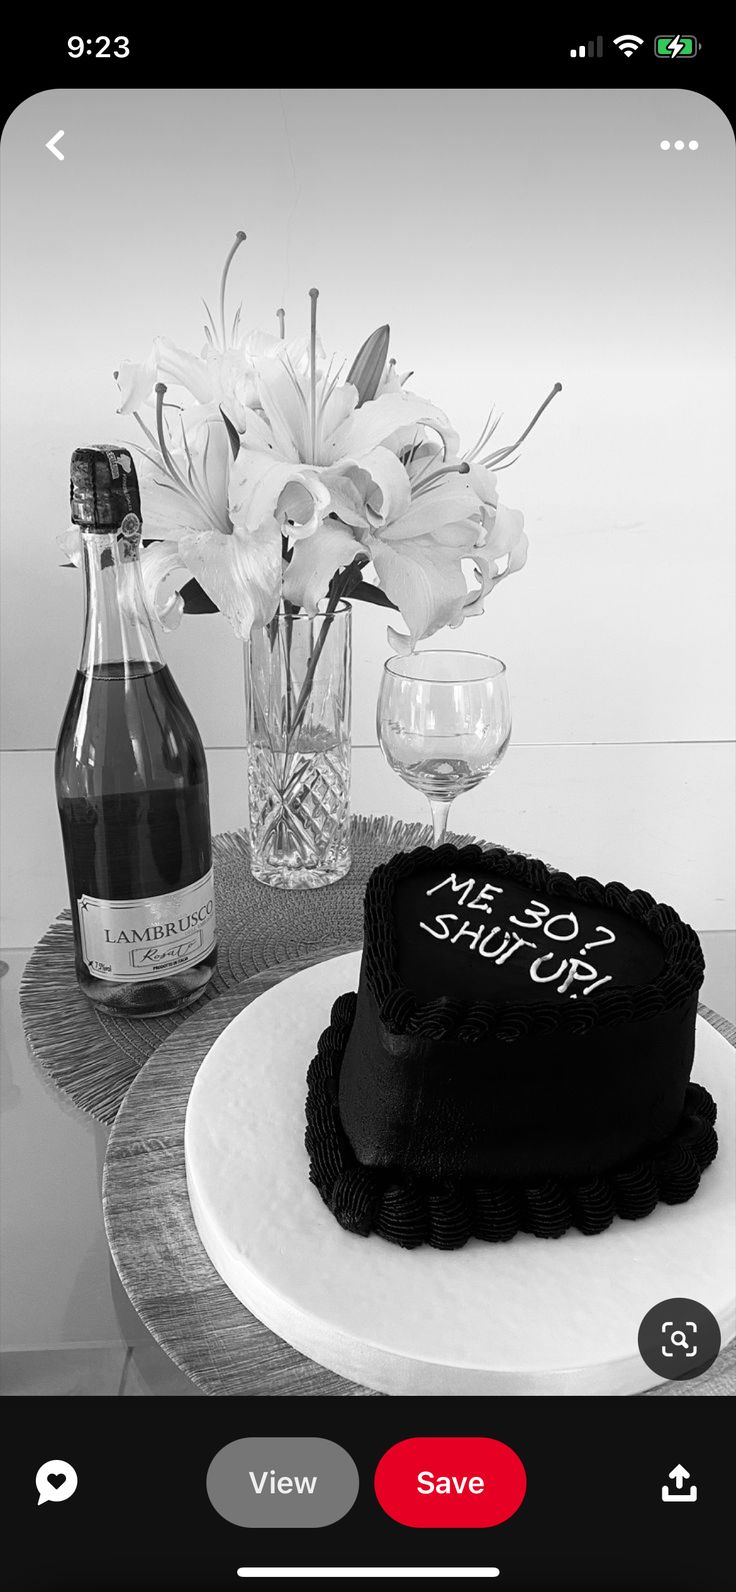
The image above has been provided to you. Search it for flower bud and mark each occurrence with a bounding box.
[346,324,390,407]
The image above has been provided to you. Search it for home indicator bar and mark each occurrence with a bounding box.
[236,1574,502,1582]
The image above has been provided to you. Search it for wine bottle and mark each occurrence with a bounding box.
[55,444,217,1016]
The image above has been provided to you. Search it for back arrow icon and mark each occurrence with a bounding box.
[46,131,65,161]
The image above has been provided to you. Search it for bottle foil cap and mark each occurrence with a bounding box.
[70,445,141,528]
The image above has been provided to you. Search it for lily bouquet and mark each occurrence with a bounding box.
[63,232,560,887]
[75,231,559,654]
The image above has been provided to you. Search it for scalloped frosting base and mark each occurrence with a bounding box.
[306,991,719,1250]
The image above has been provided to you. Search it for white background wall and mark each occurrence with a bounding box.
[1,87,734,929]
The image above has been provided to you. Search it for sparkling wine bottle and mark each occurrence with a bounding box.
[55,444,217,1015]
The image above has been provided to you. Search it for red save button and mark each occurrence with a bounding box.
[375,1437,526,1529]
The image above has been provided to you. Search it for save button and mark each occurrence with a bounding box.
[375,1437,526,1528]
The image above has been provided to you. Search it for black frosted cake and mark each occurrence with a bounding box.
[305,844,718,1248]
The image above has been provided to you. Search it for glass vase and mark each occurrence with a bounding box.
[245,602,352,888]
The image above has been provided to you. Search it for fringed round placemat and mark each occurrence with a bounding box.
[20,813,478,1126]
[103,954,373,1396]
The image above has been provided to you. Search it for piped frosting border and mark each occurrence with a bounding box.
[305,992,718,1250]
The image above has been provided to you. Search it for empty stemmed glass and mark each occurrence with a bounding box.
[377,651,512,845]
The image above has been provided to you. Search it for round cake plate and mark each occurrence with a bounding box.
[184,953,736,1397]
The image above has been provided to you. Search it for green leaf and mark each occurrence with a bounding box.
[219,404,241,460]
[347,569,398,610]
[180,578,219,615]
[346,324,390,407]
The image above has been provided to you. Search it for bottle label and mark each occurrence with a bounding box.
[77,868,216,982]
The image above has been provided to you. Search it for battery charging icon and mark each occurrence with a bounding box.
[655,34,698,57]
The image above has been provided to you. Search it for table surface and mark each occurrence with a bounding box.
[1,746,734,1396]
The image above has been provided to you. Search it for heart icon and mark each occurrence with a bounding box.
[36,1460,78,1506]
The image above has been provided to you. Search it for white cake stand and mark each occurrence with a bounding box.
[184,953,735,1397]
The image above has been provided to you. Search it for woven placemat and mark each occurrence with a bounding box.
[20,814,476,1126]
[102,968,736,1399]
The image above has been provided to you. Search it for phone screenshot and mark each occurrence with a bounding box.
[1,25,733,1592]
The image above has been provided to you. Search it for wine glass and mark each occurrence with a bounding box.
[377,651,511,845]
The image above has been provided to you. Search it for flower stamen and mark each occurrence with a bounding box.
[282,352,310,419]
[480,382,562,468]
[149,384,230,533]
[154,384,188,487]
[179,416,230,533]
[131,409,160,453]
[318,358,347,426]
[412,461,470,499]
[464,405,502,462]
[309,288,319,464]
[219,230,247,351]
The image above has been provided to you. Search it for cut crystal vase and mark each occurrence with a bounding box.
[245,602,352,888]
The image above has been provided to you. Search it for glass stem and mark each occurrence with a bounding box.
[429,798,452,846]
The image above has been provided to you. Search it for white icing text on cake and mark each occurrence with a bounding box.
[419,873,616,999]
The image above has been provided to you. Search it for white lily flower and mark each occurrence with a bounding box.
[116,331,320,433]
[138,503,284,638]
[470,499,529,598]
[282,520,363,613]
[140,513,283,641]
[231,322,456,545]
[105,232,560,649]
[115,234,323,435]
[283,459,477,641]
[130,396,283,639]
[116,337,212,415]
[174,519,282,639]
[134,399,233,538]
[200,332,319,430]
[284,436,527,652]
[140,541,189,630]
[378,535,482,655]
[326,447,411,529]
[374,357,414,396]
[229,447,332,543]
[367,466,495,652]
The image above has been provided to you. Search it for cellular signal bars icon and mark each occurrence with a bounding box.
[570,37,604,57]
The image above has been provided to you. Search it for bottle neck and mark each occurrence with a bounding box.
[78,524,163,675]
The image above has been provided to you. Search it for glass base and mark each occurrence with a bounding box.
[249,847,352,891]
[247,741,352,890]
[246,604,352,893]
[75,946,217,1016]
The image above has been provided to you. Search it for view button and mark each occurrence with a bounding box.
[207,1438,359,1528]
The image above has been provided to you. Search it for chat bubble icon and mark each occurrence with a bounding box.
[36,1461,78,1506]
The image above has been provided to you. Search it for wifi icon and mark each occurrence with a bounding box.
[614,34,644,56]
